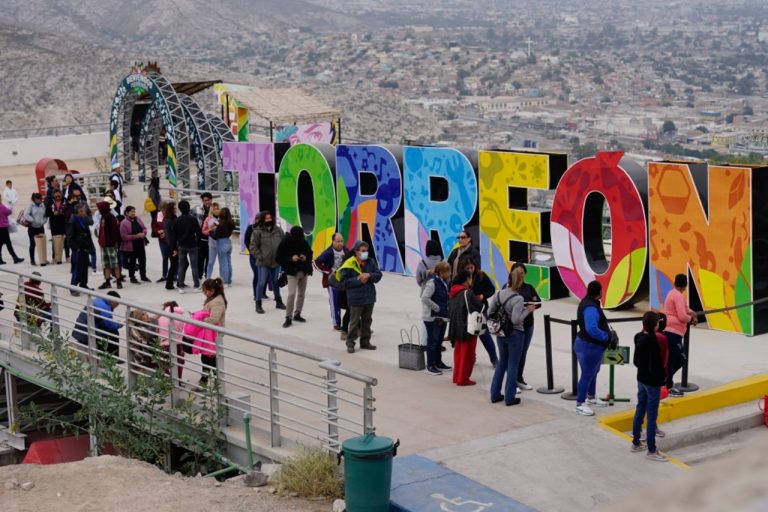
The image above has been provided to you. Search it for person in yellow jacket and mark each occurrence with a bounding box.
[336,241,382,353]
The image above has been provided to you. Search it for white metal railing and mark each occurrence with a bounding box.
[0,268,377,453]
[158,187,241,230]
[0,123,109,140]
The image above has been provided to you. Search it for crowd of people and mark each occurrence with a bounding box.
[5,171,702,461]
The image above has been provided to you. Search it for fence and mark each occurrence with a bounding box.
[158,187,241,231]
[0,123,109,141]
[0,268,377,453]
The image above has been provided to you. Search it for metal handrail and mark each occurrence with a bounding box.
[0,267,377,454]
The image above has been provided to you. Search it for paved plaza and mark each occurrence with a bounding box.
[3,161,768,510]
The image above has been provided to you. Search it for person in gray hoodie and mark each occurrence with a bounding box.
[415,239,443,288]
[249,211,286,312]
[489,266,537,406]
[24,193,48,265]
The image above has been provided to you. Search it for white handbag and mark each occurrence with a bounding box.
[464,290,486,336]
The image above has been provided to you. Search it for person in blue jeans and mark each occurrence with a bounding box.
[421,262,452,375]
[510,262,542,390]
[575,280,611,416]
[210,207,235,285]
[489,267,536,406]
[631,311,669,462]
[249,211,286,313]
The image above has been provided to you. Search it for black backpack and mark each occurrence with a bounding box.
[487,292,517,337]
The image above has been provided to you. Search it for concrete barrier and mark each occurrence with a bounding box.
[0,132,108,167]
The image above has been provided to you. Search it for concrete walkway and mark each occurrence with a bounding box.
[3,162,768,510]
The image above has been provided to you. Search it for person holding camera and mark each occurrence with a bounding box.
[574,280,615,416]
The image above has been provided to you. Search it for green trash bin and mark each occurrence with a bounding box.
[340,433,400,512]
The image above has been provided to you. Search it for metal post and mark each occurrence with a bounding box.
[18,276,30,350]
[537,315,565,394]
[4,371,18,432]
[125,305,136,389]
[363,383,375,434]
[337,117,342,144]
[168,316,180,406]
[326,368,340,450]
[50,284,60,339]
[86,296,97,369]
[678,325,699,392]
[268,348,281,447]
[561,320,579,401]
[243,414,254,471]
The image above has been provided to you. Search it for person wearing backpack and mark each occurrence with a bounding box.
[631,311,669,462]
[421,262,452,376]
[489,267,536,405]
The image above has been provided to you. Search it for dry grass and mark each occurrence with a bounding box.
[277,446,344,499]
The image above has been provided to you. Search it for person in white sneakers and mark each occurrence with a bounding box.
[574,281,610,416]
[630,311,668,462]
[3,180,18,207]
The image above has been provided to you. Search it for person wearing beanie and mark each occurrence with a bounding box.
[276,225,313,328]
[416,239,443,288]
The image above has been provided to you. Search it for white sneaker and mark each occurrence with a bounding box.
[517,381,533,391]
[576,404,595,416]
[646,451,668,462]
[631,441,646,453]
[641,428,666,441]
[587,397,608,407]
[517,387,522,393]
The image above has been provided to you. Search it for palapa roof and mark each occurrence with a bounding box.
[224,88,341,125]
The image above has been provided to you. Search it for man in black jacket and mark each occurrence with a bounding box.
[631,311,668,462]
[276,226,313,328]
[173,200,200,292]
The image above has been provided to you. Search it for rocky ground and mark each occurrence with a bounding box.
[1,455,333,512]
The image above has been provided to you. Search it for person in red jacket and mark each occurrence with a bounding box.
[96,201,123,289]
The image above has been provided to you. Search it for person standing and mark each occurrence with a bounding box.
[65,189,95,272]
[489,267,536,405]
[195,192,213,280]
[162,202,179,291]
[314,233,352,336]
[511,262,542,390]
[153,200,170,282]
[3,180,18,208]
[66,204,94,295]
[244,213,264,301]
[147,176,161,225]
[574,280,610,416]
[62,174,86,203]
[663,274,697,397]
[448,270,483,386]
[96,201,123,290]
[446,230,481,277]
[23,193,48,266]
[276,226,313,328]
[203,202,221,280]
[119,206,150,284]
[173,200,200,293]
[631,311,669,462]
[337,241,382,353]
[110,166,125,214]
[44,176,60,208]
[0,196,23,264]
[415,239,443,288]
[249,211,286,313]
[46,190,67,264]
[459,256,498,367]
[196,278,227,387]
[210,207,235,286]
[421,262,452,375]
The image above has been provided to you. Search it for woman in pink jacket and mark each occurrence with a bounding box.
[185,278,227,388]
[663,274,697,397]
[0,196,23,264]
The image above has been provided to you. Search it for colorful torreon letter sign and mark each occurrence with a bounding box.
[224,142,768,335]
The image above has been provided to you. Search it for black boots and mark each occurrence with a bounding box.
[255,300,265,314]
